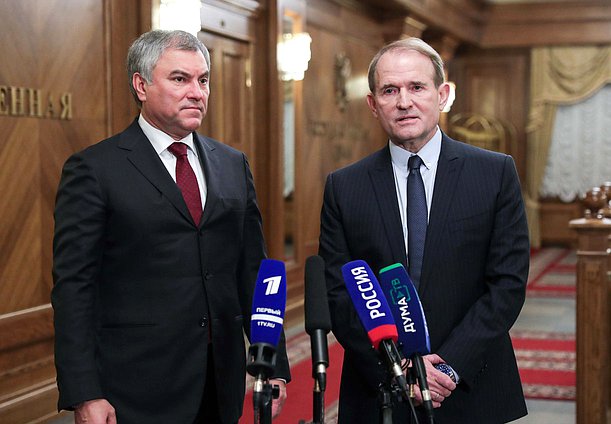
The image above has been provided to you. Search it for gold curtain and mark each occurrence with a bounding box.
[526,46,611,247]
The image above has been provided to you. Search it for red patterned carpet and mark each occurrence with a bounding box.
[511,329,576,401]
[526,247,576,298]
[241,332,343,423]
[512,247,576,401]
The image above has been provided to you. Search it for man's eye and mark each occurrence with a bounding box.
[200,78,208,85]
[174,76,185,82]
[382,87,396,95]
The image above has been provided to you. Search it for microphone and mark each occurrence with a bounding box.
[304,255,331,424]
[247,259,287,424]
[341,260,409,398]
[378,263,434,423]
[378,263,430,357]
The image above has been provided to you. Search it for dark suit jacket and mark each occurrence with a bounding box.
[319,134,529,423]
[52,120,290,424]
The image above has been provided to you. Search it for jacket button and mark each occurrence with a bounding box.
[200,317,208,327]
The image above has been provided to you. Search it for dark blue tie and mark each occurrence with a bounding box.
[408,155,427,288]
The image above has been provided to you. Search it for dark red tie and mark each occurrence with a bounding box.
[167,142,202,225]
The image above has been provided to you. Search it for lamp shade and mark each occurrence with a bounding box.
[278,33,312,81]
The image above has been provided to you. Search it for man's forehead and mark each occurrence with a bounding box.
[375,51,434,82]
[156,49,208,72]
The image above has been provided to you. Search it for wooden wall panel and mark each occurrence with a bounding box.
[482,2,611,47]
[0,1,146,422]
[0,0,107,313]
[448,49,529,181]
[539,199,582,247]
[0,306,56,424]
[107,0,149,133]
[250,0,281,263]
[350,0,611,48]
[447,48,589,247]
[302,7,387,251]
[199,33,254,160]
[303,26,386,245]
[260,0,390,325]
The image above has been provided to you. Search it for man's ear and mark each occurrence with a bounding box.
[132,73,147,103]
[438,82,451,111]
[366,92,378,118]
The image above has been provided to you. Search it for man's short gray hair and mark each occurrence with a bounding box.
[367,37,445,93]
[127,30,210,107]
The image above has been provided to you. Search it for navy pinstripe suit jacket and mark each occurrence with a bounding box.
[319,134,529,423]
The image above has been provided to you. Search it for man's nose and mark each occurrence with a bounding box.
[187,80,206,100]
[396,90,412,109]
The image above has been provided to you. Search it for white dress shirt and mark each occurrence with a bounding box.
[138,114,207,210]
[389,127,442,255]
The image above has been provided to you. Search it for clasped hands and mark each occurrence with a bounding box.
[403,354,457,408]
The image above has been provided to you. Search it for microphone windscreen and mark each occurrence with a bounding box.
[250,259,287,346]
[304,255,332,334]
[378,263,430,356]
[341,260,398,349]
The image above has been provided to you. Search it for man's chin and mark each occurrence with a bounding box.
[181,117,204,131]
[393,129,420,141]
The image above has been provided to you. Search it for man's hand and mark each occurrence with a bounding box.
[269,379,287,419]
[74,399,116,424]
[422,354,457,405]
[408,354,457,408]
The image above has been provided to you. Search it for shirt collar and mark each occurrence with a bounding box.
[389,126,442,171]
[138,114,196,156]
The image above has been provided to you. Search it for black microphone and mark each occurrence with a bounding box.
[305,255,331,387]
[247,259,287,424]
[304,255,331,424]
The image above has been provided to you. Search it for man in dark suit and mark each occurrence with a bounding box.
[319,38,529,423]
[52,30,290,424]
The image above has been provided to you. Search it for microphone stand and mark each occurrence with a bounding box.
[312,373,325,424]
[378,384,394,424]
[310,329,329,424]
[412,355,435,424]
[379,340,410,399]
[247,343,279,424]
[404,359,421,424]
[378,342,417,424]
[252,379,274,424]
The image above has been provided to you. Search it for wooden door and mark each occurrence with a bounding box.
[199,33,254,161]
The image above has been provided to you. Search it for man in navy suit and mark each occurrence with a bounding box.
[52,30,290,424]
[319,38,529,423]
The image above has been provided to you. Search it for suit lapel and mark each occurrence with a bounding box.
[369,147,408,266]
[118,121,194,224]
[193,134,220,227]
[420,135,464,293]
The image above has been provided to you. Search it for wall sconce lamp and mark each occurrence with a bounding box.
[277,32,312,81]
[154,0,202,36]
